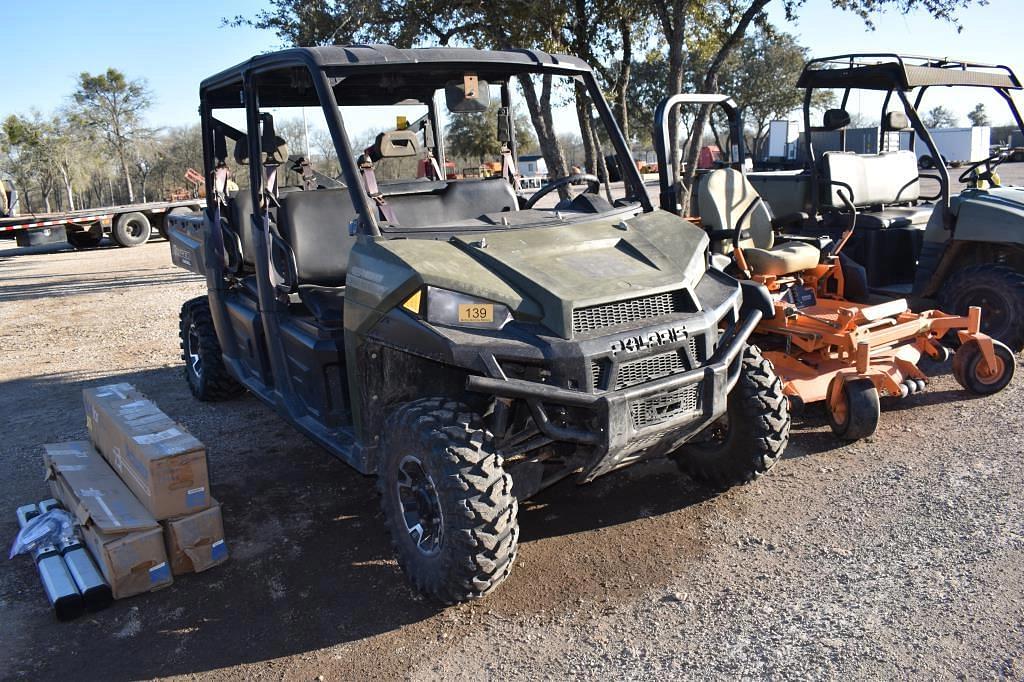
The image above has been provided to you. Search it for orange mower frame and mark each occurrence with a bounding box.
[697,190,1015,441]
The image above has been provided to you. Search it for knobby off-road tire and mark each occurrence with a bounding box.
[952,338,1016,395]
[379,398,518,604]
[112,211,152,247]
[941,265,1024,353]
[675,344,790,487]
[179,297,244,401]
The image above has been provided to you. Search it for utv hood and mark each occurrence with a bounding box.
[364,209,710,339]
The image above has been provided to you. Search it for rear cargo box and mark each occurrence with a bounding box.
[43,441,173,599]
[162,500,228,575]
[83,383,210,520]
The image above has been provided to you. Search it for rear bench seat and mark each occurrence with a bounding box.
[821,149,934,229]
[251,178,518,325]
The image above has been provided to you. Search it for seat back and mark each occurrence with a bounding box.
[697,168,774,253]
[822,150,920,208]
[385,179,517,226]
[229,191,256,266]
[276,188,358,287]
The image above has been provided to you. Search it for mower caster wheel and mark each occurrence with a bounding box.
[914,378,927,393]
[827,378,880,441]
[897,382,910,399]
[953,339,1016,396]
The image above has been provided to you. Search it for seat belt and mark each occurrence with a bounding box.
[358,154,398,223]
[500,142,522,193]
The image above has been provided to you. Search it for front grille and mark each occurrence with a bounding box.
[629,384,701,428]
[592,338,701,391]
[572,290,689,335]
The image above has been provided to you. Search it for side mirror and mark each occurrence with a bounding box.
[446,76,490,113]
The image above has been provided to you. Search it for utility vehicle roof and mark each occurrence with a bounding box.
[797,53,1022,91]
[201,45,592,108]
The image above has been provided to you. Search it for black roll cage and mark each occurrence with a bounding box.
[797,53,1024,218]
[653,94,745,214]
[197,47,651,242]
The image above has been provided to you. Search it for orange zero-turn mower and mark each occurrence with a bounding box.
[695,167,1016,440]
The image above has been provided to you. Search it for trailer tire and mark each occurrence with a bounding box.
[67,230,102,249]
[674,344,789,487]
[378,398,518,604]
[940,265,1024,352]
[179,297,244,401]
[112,211,151,247]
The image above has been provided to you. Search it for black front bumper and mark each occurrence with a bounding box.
[467,309,762,480]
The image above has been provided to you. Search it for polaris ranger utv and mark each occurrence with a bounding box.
[167,45,789,603]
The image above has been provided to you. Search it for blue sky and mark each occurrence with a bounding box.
[2,0,1022,130]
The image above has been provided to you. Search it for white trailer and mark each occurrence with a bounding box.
[904,126,991,167]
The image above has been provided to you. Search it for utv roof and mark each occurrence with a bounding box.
[201,44,592,99]
[797,53,1022,91]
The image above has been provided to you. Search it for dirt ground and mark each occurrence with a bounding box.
[1,175,1023,680]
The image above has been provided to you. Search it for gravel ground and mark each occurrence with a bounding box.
[1,176,1023,680]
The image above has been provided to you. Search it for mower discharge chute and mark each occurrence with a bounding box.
[655,94,1015,440]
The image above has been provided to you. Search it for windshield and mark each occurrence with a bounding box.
[236,65,647,235]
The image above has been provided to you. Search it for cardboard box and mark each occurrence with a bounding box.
[162,500,228,575]
[43,441,173,599]
[83,383,210,520]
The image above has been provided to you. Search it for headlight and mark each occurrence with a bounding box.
[410,286,512,330]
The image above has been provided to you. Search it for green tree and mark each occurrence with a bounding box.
[72,68,151,202]
[719,28,834,159]
[446,103,536,164]
[967,103,990,127]
[925,106,958,128]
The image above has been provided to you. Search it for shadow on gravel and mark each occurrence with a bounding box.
[0,270,202,303]
[6,363,721,679]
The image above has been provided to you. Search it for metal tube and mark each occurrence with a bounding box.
[39,499,112,612]
[16,503,83,622]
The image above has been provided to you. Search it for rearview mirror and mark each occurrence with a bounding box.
[445,76,490,113]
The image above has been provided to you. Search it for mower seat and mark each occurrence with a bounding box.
[699,168,820,277]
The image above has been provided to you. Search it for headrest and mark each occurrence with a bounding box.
[365,130,420,162]
[822,109,851,131]
[883,111,910,131]
[233,135,289,166]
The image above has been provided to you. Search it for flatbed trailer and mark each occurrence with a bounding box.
[0,198,205,249]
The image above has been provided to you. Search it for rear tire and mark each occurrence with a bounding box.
[826,377,880,441]
[952,339,1016,395]
[940,265,1024,352]
[675,345,790,487]
[179,297,243,401]
[379,398,518,604]
[112,211,151,247]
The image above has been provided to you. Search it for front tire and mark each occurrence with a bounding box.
[179,297,243,401]
[941,265,1024,352]
[826,377,880,441]
[675,345,790,487]
[379,398,518,604]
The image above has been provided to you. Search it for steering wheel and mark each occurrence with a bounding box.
[958,153,1007,186]
[524,173,600,210]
